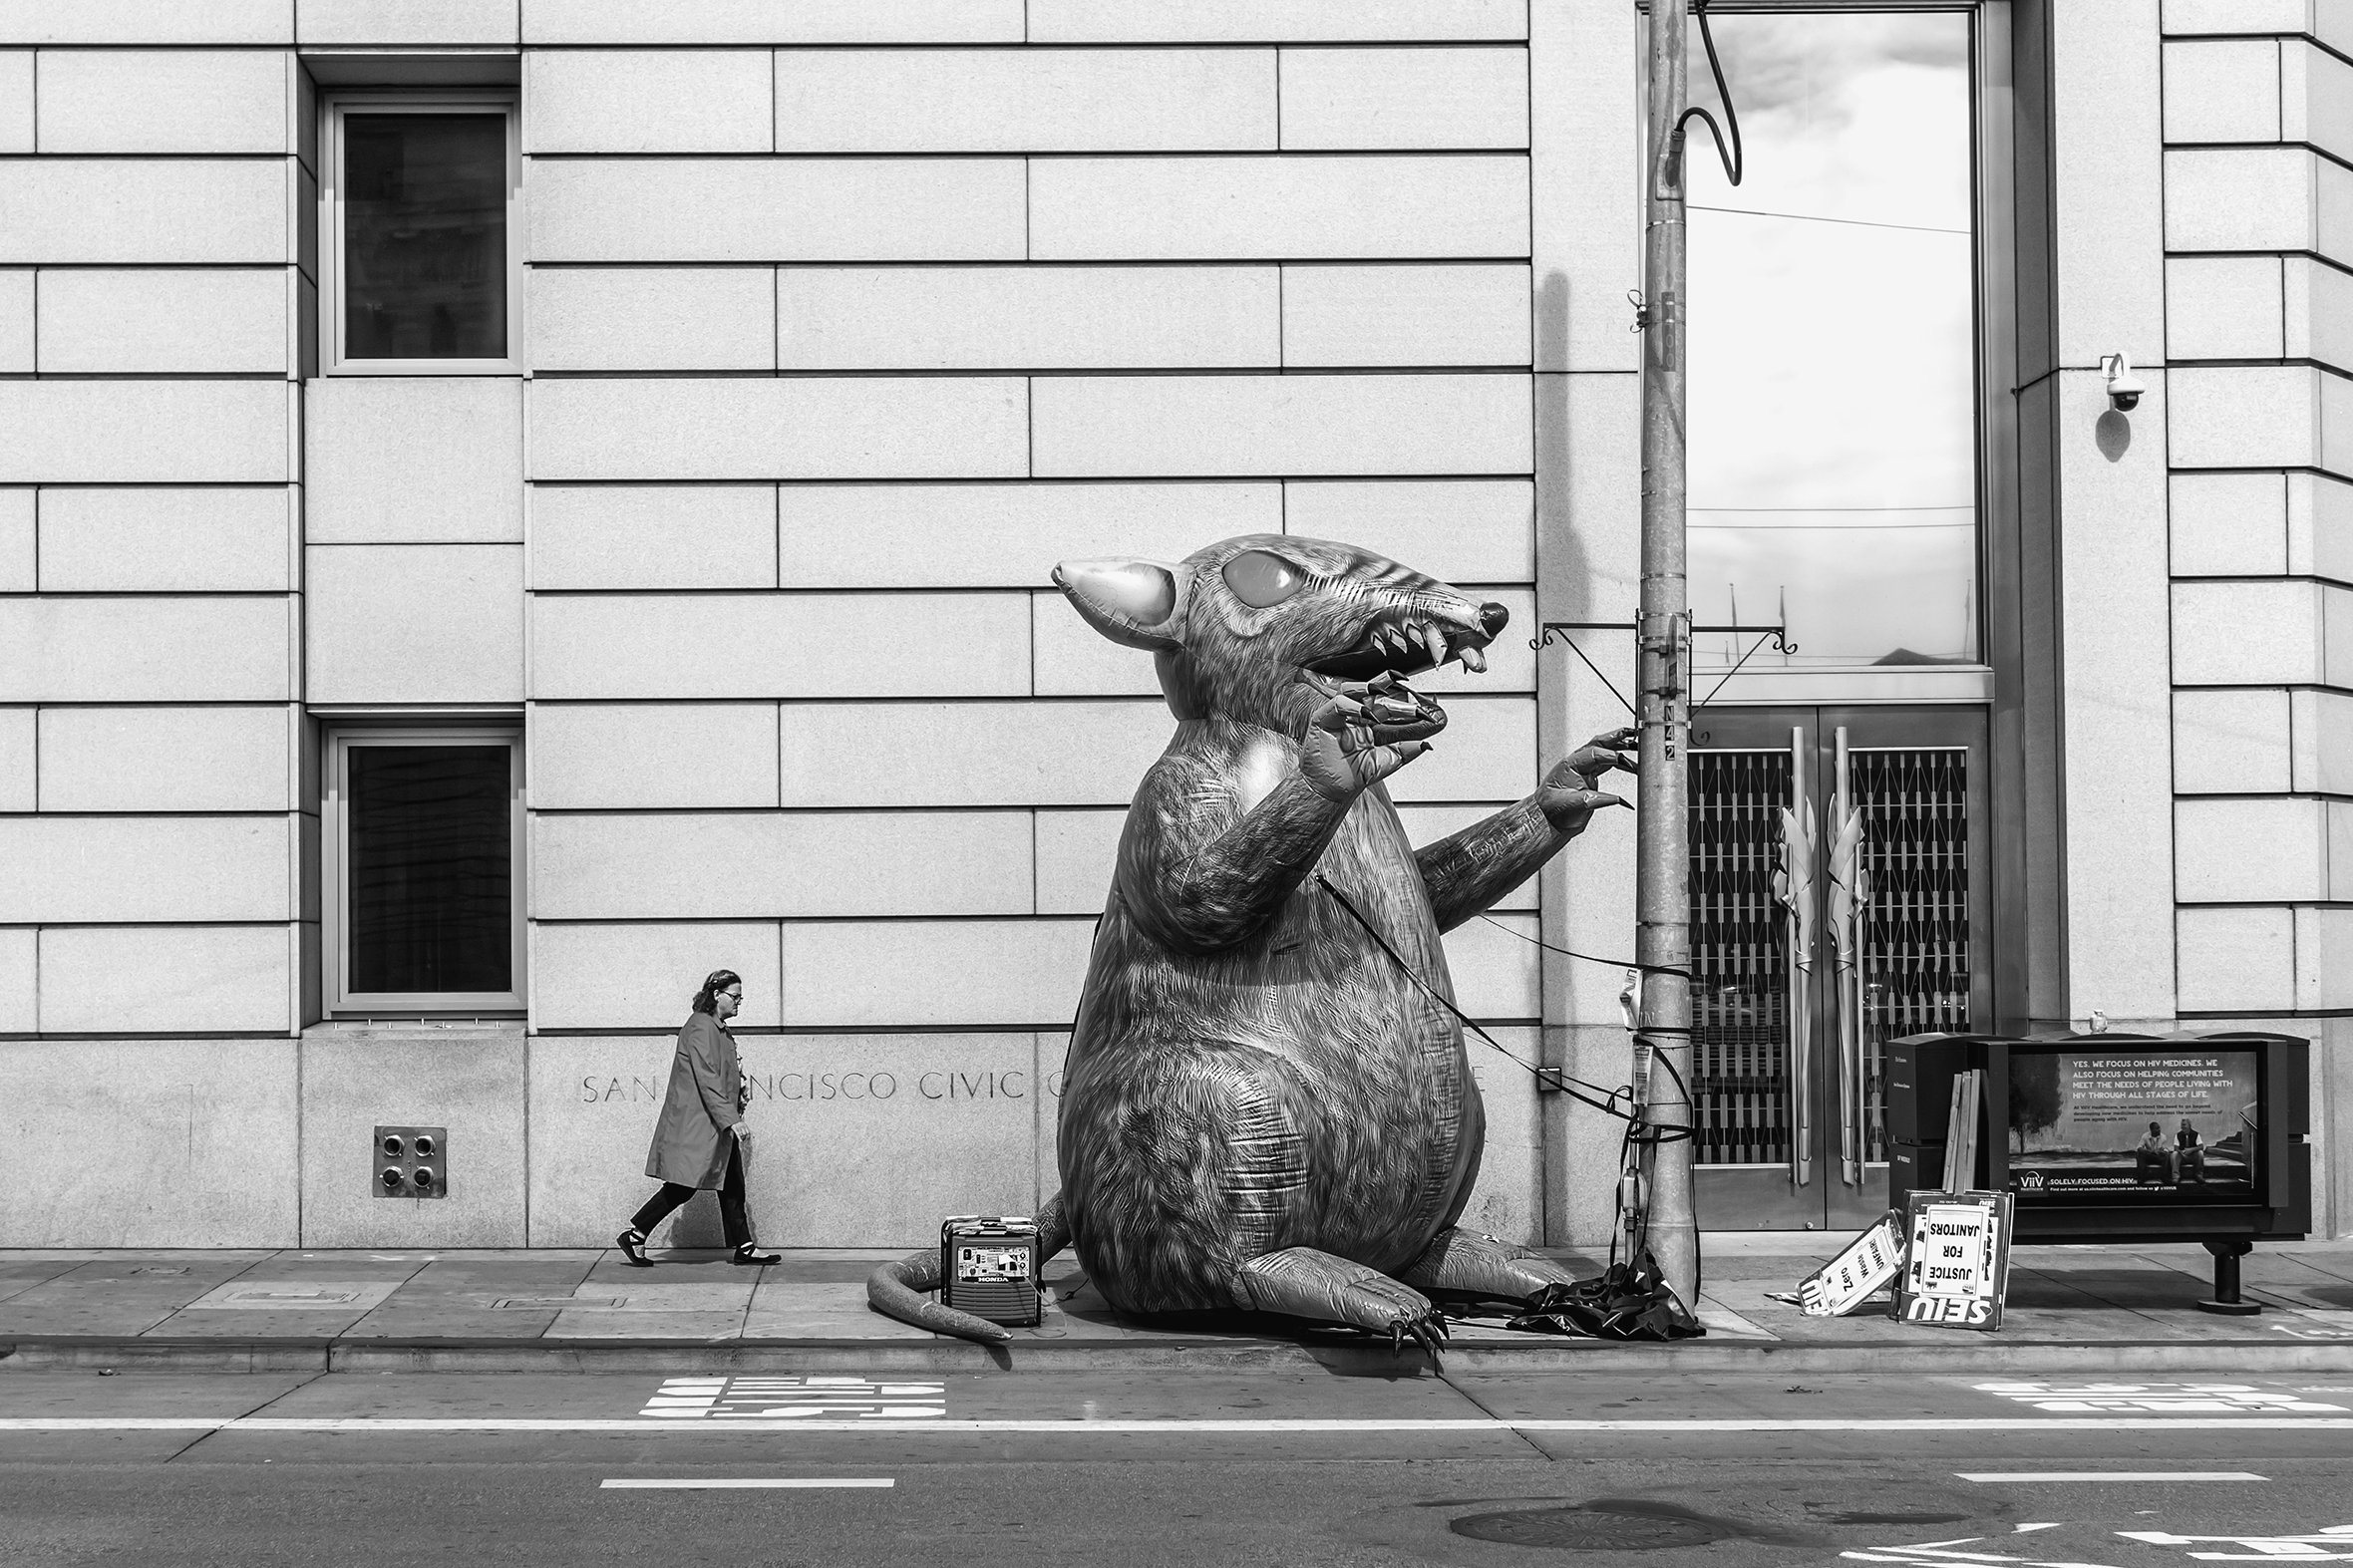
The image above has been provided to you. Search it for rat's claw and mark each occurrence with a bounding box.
[1384,1307,1449,1365]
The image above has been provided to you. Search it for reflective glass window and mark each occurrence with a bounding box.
[342,112,507,361]
[1685,13,1979,668]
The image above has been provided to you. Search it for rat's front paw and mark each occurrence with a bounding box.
[1558,725,1639,786]
[1534,726,1635,829]
[1300,673,1447,800]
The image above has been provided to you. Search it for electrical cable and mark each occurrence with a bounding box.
[1318,875,1645,1124]
[1475,913,1693,983]
[1321,876,1705,1308]
[1679,0,1744,189]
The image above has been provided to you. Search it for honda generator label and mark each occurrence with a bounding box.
[957,1246,1030,1283]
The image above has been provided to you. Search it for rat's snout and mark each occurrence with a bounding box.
[1477,602,1509,642]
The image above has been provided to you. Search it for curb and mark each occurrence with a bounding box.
[7,1337,2353,1376]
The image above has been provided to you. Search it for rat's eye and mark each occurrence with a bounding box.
[1222,550,1306,609]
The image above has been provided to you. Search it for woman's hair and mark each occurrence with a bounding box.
[692,969,742,1016]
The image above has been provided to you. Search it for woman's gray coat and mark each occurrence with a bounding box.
[644,1013,741,1188]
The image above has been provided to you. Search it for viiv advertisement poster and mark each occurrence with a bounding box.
[2006,1048,2259,1204]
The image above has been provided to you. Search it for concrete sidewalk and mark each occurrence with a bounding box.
[4,1234,2351,1374]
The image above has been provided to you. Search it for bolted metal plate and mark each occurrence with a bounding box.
[493,1296,627,1311]
[1450,1506,1725,1551]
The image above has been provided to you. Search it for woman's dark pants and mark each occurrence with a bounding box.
[631,1145,751,1250]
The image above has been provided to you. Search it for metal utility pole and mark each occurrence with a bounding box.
[1636,0,1699,1309]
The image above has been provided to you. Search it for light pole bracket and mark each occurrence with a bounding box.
[1531,620,1798,717]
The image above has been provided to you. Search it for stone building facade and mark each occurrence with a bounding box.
[0,0,2344,1251]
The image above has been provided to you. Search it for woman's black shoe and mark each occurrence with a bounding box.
[731,1244,781,1266]
[615,1229,654,1268]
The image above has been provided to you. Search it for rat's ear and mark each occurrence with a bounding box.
[1052,557,1188,651]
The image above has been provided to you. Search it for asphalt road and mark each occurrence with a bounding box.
[2,1367,2349,1566]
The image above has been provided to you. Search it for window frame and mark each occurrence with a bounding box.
[320,91,523,377]
[1651,0,2040,1030]
[1675,0,2005,694]
[321,724,527,1016]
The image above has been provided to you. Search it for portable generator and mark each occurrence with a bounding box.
[939,1214,1042,1327]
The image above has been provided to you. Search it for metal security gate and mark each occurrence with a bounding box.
[1688,707,1989,1231]
[1690,751,1796,1175]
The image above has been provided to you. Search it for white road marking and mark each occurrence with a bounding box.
[1841,1536,2127,1567]
[2013,1523,2066,1532]
[640,1377,946,1420]
[1957,1473,2267,1482]
[0,1417,2346,1435]
[1972,1383,2347,1414]
[2120,1524,2353,1561]
[600,1478,893,1489]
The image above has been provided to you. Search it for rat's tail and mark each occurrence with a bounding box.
[865,1193,1070,1345]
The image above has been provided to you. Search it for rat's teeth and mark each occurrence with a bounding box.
[1460,645,1488,673]
[1419,623,1449,668]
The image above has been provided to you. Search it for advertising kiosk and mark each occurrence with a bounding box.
[1887,1032,2310,1313]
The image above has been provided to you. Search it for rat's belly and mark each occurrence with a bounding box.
[1061,805,1482,1264]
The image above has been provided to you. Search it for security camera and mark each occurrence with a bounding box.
[2100,353,2146,413]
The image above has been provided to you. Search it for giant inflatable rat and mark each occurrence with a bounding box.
[869,534,1633,1352]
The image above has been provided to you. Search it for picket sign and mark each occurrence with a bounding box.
[1892,1188,2015,1331]
[1793,1189,2016,1330]
[1796,1210,1907,1318]
[1941,1068,1984,1192]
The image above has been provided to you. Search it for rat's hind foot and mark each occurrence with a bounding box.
[1396,1227,1581,1306]
[1236,1247,1449,1362]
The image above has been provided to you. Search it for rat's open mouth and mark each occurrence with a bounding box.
[1308,605,1495,682]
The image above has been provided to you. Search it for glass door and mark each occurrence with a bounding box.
[1689,706,1990,1231]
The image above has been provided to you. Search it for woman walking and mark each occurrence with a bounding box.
[615,969,779,1267]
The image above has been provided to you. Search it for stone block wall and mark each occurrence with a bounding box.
[2164,5,2353,1011]
[2163,0,2353,1233]
[520,2,1550,1240]
[25,0,2333,1249]
[0,0,1561,1248]
[0,18,309,1249]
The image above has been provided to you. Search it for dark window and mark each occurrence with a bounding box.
[347,745,512,995]
[343,113,507,361]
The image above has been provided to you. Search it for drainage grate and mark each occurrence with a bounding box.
[1450,1507,1726,1551]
